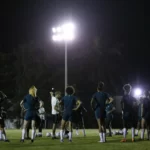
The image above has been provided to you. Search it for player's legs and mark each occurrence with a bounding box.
[121,119,127,142]
[100,117,106,142]
[97,119,103,142]
[31,120,36,142]
[52,115,58,138]
[68,121,73,141]
[135,120,141,136]
[60,119,66,142]
[21,120,28,141]
[141,118,146,140]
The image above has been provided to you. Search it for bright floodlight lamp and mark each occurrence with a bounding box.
[52,22,75,95]
[52,23,75,41]
[134,88,142,97]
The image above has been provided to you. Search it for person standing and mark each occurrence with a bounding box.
[91,82,113,143]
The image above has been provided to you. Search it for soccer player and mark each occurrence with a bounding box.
[50,91,61,139]
[20,102,31,139]
[73,102,87,137]
[91,82,113,143]
[59,86,81,142]
[120,84,137,142]
[105,101,115,136]
[20,86,43,143]
[0,91,9,142]
[140,90,150,140]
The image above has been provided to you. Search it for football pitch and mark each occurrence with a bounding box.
[0,129,150,150]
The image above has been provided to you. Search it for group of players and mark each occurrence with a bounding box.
[0,82,150,143]
[91,82,150,143]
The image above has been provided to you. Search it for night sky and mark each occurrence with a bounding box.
[0,0,147,88]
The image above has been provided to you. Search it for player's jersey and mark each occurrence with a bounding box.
[143,98,150,113]
[62,95,77,114]
[121,95,136,112]
[23,94,39,111]
[92,92,109,110]
[106,102,114,118]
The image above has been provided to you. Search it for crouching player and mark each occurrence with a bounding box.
[59,86,81,142]
[120,84,137,142]
[91,82,113,143]
[20,86,43,143]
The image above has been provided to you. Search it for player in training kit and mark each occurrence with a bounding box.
[20,86,43,143]
[120,84,137,142]
[91,82,113,143]
[0,91,10,142]
[72,102,87,137]
[59,86,81,142]
[50,91,61,139]
[140,90,150,140]
[105,101,115,136]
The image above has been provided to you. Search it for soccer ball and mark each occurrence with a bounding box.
[112,131,116,135]
[46,132,51,137]
[56,132,60,138]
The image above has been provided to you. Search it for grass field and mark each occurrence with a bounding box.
[0,129,150,150]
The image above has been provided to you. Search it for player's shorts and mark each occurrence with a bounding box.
[72,111,82,123]
[52,114,59,124]
[143,112,150,122]
[62,112,72,122]
[138,116,142,122]
[0,118,5,128]
[105,114,113,122]
[123,111,137,128]
[24,110,36,121]
[95,107,106,120]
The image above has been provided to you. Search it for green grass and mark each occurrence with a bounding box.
[0,129,150,150]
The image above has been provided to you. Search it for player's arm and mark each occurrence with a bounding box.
[39,100,44,108]
[108,106,116,114]
[120,98,124,111]
[20,100,24,108]
[73,100,82,111]
[91,98,95,111]
[54,101,61,112]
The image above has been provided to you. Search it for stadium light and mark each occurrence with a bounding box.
[134,88,142,97]
[52,22,75,95]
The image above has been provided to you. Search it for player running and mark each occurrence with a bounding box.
[91,82,113,143]
[120,84,137,142]
[59,86,81,142]
[20,86,43,143]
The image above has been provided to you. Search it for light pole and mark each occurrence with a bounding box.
[52,23,75,95]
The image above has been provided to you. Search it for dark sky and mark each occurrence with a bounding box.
[0,0,148,86]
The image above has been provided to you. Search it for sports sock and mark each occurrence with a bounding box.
[0,130,2,140]
[99,132,103,142]
[60,130,63,140]
[141,129,144,139]
[103,133,106,142]
[131,128,135,139]
[69,132,72,140]
[31,129,35,140]
[123,128,127,139]
[22,129,25,140]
